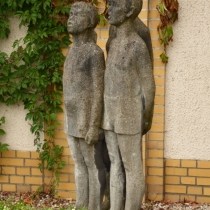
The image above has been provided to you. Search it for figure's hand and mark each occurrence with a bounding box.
[85,127,99,145]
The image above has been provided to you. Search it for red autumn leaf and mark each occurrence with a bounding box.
[24,199,32,204]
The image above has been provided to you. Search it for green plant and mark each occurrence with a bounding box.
[99,13,108,26]
[0,116,6,136]
[0,116,9,153]
[156,0,179,63]
[0,0,107,192]
[39,139,66,189]
[0,0,71,191]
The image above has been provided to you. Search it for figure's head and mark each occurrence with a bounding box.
[108,0,142,26]
[67,2,99,34]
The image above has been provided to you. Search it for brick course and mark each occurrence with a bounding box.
[165,159,210,202]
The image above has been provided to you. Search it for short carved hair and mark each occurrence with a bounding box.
[71,2,99,29]
[125,0,143,18]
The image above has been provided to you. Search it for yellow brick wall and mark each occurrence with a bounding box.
[165,159,210,203]
[0,151,51,193]
[146,0,165,201]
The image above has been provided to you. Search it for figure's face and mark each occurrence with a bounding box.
[67,6,90,34]
[108,0,126,26]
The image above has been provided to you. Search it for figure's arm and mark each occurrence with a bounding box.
[106,25,116,54]
[141,28,153,66]
[137,42,155,135]
[135,18,154,65]
[85,49,105,145]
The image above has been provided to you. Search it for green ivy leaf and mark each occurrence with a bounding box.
[0,116,6,124]
[166,25,173,40]
[0,129,6,135]
[157,3,165,16]
[160,52,169,63]
[99,14,108,26]
[0,143,9,152]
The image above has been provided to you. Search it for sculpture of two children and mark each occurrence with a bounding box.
[63,0,155,210]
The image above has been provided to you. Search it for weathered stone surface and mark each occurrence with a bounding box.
[106,17,153,64]
[63,2,106,210]
[102,0,155,209]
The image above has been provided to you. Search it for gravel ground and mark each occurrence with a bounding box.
[0,191,210,209]
[141,200,210,210]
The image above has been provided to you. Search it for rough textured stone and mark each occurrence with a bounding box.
[102,0,155,209]
[106,17,153,64]
[63,2,106,210]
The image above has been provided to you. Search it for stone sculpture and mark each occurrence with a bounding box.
[102,0,156,209]
[63,2,106,210]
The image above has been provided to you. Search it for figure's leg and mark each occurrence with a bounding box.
[102,135,111,210]
[67,135,89,208]
[118,133,144,210]
[104,130,125,210]
[80,139,106,210]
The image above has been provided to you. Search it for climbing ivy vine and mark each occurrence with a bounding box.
[0,0,107,192]
[157,0,179,63]
[0,116,9,153]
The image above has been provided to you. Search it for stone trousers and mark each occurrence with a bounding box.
[67,135,106,210]
[104,130,145,210]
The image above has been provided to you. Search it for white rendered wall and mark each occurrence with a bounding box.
[165,0,210,160]
[0,18,37,151]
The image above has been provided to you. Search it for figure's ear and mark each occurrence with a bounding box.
[126,6,135,18]
[87,17,95,29]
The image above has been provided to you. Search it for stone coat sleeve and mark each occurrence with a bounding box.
[136,42,155,133]
[89,48,105,129]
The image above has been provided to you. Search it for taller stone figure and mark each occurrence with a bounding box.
[102,0,155,209]
[63,2,106,210]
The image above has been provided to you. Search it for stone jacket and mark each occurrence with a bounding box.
[102,34,154,135]
[63,42,105,138]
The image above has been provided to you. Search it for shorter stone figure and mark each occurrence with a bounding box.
[63,2,106,210]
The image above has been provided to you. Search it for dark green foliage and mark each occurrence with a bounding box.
[0,0,71,190]
[0,0,71,147]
